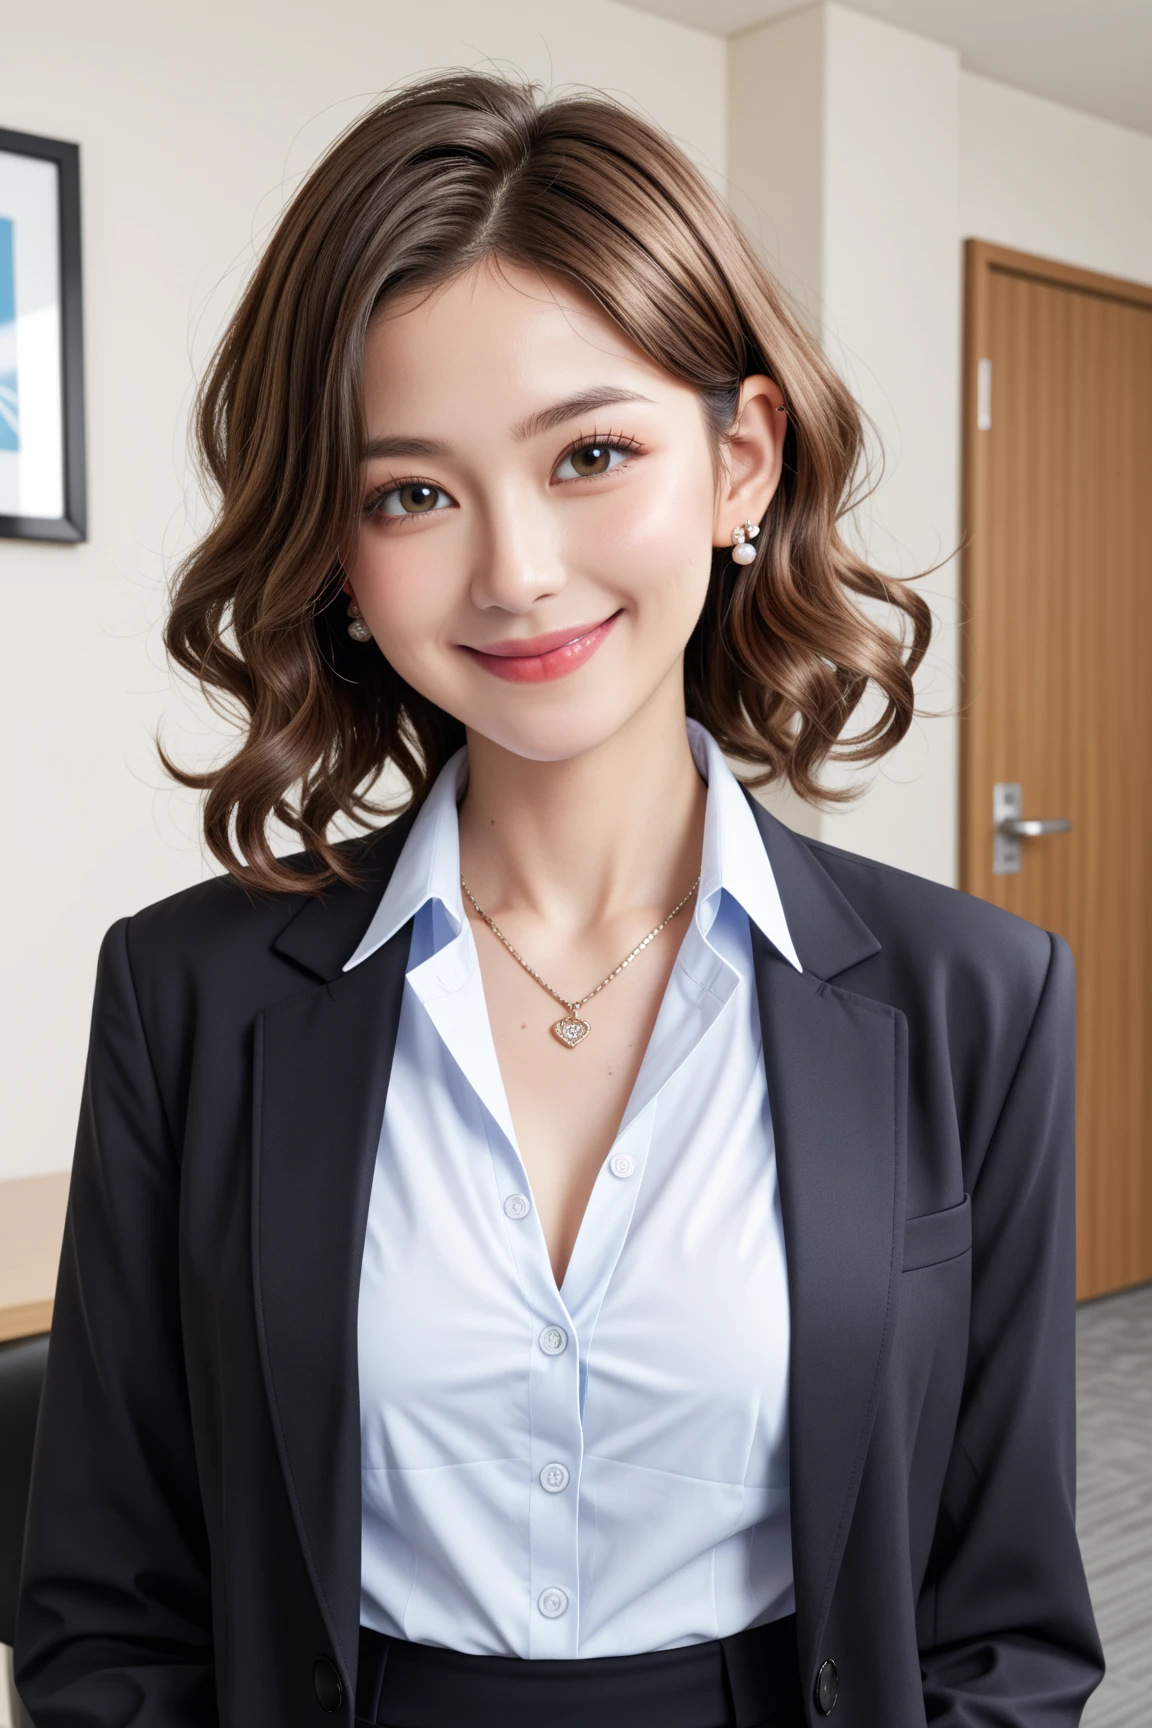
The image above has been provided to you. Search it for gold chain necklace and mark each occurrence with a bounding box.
[459,872,700,1049]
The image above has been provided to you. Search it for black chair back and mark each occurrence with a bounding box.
[0,1333,49,1648]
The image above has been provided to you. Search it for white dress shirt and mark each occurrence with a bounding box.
[347,721,802,1659]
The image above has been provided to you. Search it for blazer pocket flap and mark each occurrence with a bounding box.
[902,1194,971,1271]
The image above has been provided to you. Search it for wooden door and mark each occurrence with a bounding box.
[961,240,1152,1300]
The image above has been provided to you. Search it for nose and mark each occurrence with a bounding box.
[468,488,565,615]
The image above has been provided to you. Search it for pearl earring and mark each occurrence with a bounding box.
[730,520,760,565]
[346,597,373,642]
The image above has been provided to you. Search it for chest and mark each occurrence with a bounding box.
[357,955,790,1486]
[472,907,688,1284]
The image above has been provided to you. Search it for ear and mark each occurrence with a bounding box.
[711,375,787,549]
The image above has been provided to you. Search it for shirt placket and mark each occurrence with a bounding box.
[493,1104,653,1657]
[492,1154,581,1654]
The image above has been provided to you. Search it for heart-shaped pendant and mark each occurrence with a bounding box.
[553,1016,590,1049]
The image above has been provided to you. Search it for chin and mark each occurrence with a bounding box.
[408,633,686,765]
[467,706,639,765]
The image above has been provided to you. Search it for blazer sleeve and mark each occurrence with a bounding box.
[14,918,216,1726]
[918,931,1105,1722]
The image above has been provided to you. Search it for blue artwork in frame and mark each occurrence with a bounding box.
[0,128,86,540]
[0,215,19,452]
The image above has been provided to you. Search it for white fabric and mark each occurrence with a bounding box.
[348,721,800,1658]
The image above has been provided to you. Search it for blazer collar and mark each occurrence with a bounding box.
[270,815,418,983]
[743,796,880,981]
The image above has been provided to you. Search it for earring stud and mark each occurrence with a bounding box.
[346,597,373,642]
[730,519,760,566]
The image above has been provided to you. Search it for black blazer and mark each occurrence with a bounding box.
[14,802,1103,1727]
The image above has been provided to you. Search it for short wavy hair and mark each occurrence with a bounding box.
[164,70,931,893]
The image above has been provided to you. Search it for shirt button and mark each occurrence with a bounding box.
[539,1325,568,1356]
[538,1587,568,1618]
[503,1193,531,1219]
[539,1462,570,1493]
[609,1153,635,1178]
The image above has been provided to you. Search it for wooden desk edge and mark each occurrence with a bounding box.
[0,1170,69,1343]
[0,1298,53,1344]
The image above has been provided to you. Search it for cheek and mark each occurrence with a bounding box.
[571,454,716,613]
[349,525,461,658]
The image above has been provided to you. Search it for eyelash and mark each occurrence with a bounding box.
[361,429,643,519]
[553,428,643,480]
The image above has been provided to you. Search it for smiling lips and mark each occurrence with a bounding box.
[463,613,620,683]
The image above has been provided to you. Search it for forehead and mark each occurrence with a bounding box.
[361,259,681,430]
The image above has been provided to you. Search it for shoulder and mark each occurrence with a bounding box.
[801,836,1057,974]
[793,834,1065,1058]
[791,835,1072,1179]
[115,829,395,989]
[123,858,300,968]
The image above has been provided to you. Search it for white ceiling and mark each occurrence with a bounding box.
[619,0,1152,138]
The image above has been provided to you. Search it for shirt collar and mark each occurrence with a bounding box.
[344,745,469,971]
[343,722,802,974]
[685,719,802,971]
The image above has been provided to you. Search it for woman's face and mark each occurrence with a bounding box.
[348,260,782,764]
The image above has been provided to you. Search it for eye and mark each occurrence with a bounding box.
[553,438,637,482]
[367,481,454,518]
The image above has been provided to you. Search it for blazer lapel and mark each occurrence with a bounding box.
[747,805,908,1684]
[252,822,415,1681]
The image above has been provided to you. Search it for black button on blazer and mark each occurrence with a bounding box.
[13,800,1104,1727]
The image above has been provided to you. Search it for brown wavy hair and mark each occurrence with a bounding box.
[164,69,931,893]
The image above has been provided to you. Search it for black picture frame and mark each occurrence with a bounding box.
[0,127,86,542]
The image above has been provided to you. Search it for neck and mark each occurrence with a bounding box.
[457,669,706,930]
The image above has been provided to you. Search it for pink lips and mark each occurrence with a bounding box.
[462,613,620,683]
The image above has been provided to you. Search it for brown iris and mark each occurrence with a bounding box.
[567,443,612,476]
[399,483,439,513]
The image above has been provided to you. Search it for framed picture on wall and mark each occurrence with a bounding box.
[0,127,86,541]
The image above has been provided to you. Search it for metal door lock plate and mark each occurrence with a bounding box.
[993,782,1023,874]
[993,783,1072,873]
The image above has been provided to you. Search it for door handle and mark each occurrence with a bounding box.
[998,817,1073,838]
[992,784,1073,874]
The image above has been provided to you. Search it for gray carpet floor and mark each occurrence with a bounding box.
[1077,1280,1152,1728]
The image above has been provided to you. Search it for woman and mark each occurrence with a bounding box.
[16,71,1102,1728]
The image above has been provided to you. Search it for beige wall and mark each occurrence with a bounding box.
[817,8,960,879]
[960,70,1152,288]
[728,3,962,879]
[0,0,725,1181]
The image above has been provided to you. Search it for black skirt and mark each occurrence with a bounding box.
[356,1613,804,1728]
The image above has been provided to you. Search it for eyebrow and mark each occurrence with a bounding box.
[361,387,653,462]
